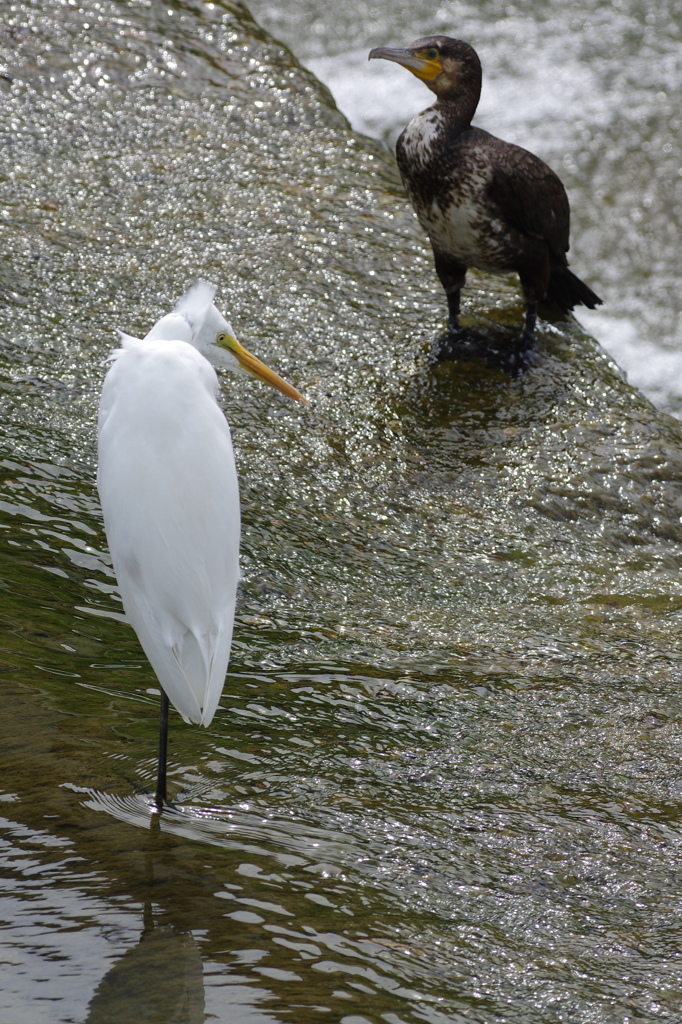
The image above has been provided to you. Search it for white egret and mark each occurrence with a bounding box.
[97,282,306,809]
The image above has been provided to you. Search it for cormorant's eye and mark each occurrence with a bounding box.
[426,48,438,59]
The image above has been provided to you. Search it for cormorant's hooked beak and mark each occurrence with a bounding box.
[215,331,308,405]
[368,46,443,82]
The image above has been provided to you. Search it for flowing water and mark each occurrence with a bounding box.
[1,1,682,1022]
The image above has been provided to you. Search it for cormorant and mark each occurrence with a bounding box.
[369,35,603,370]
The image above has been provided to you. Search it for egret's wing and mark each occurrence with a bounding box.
[98,337,240,726]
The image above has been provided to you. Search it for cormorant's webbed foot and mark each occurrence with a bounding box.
[487,303,539,375]
[430,303,540,375]
[430,326,489,363]
[485,332,539,376]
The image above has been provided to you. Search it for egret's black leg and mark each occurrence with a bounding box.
[155,689,170,810]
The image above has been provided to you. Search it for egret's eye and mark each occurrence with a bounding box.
[426,47,438,59]
[215,330,240,353]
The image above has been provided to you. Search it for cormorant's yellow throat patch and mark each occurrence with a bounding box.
[410,51,444,81]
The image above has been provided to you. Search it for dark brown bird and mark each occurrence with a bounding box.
[369,35,602,370]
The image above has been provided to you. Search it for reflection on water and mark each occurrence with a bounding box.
[2,0,682,1022]
[87,922,204,1024]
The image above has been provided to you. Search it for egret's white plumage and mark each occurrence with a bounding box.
[142,279,240,369]
[96,281,306,807]
[98,336,239,727]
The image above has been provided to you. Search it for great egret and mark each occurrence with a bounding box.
[97,282,306,809]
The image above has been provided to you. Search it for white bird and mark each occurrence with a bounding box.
[97,282,306,809]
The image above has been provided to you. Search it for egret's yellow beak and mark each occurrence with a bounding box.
[368,46,443,82]
[216,331,308,405]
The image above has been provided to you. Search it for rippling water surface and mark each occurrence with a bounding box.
[2,1,682,1022]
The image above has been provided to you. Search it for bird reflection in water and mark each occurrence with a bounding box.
[86,818,205,1024]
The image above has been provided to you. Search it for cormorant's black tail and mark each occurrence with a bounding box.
[546,268,603,312]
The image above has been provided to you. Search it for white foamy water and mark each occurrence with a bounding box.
[253,0,682,417]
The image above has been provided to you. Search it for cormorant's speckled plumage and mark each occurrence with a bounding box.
[369,35,602,369]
